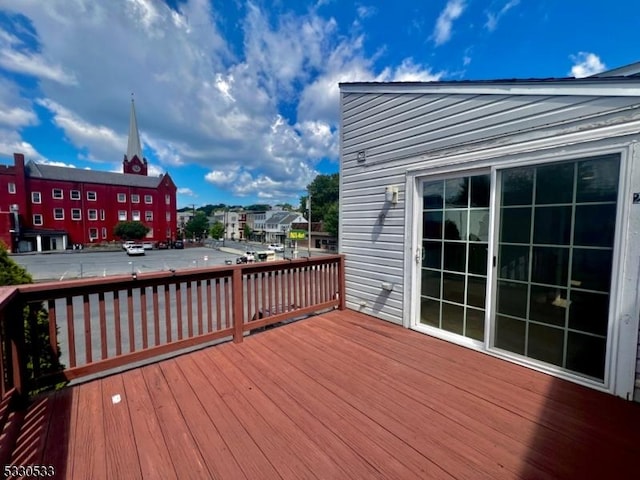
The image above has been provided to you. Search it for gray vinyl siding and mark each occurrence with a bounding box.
[340,88,640,341]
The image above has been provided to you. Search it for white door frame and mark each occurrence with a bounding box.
[404,137,640,399]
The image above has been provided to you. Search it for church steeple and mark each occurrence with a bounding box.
[123,95,148,175]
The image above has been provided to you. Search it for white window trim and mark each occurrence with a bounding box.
[52,188,63,199]
[71,209,82,220]
[70,190,81,200]
[53,208,64,220]
[33,214,43,226]
[87,191,97,201]
[131,194,140,203]
[89,228,99,240]
[88,209,98,221]
[145,211,153,221]
[8,183,16,194]
[117,193,127,203]
[32,192,41,204]
[100,209,105,221]
[144,195,153,204]
[118,211,127,221]
[102,227,107,239]
[132,210,141,221]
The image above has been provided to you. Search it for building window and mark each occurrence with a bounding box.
[87,191,97,201]
[101,227,107,239]
[52,188,63,199]
[118,210,127,221]
[165,194,170,205]
[166,212,171,221]
[132,210,141,221]
[100,209,105,221]
[146,228,154,238]
[131,194,140,203]
[117,193,126,203]
[88,209,98,221]
[32,192,41,204]
[33,214,43,226]
[145,211,153,221]
[144,194,153,204]
[53,208,64,220]
[71,209,82,220]
[70,190,81,200]
[89,228,98,240]
[8,183,16,194]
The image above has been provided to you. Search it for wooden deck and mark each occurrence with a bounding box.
[8,309,640,479]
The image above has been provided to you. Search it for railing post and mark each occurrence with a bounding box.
[338,255,346,310]
[232,268,244,343]
[6,300,28,401]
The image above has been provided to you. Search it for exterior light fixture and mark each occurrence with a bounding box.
[357,151,366,162]
[385,186,398,205]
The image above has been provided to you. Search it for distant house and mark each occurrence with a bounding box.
[264,212,307,243]
[339,62,640,402]
[210,211,240,240]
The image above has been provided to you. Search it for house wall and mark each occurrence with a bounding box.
[339,86,640,399]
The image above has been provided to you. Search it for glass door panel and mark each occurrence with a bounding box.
[494,154,620,381]
[420,173,490,341]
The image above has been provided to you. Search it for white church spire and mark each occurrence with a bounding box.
[126,96,143,161]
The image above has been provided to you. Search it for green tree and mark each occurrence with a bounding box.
[0,243,64,394]
[302,173,339,222]
[114,221,150,240]
[210,221,225,239]
[185,212,210,239]
[324,202,339,237]
[243,224,253,240]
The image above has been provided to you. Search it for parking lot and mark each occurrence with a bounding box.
[11,241,323,282]
[11,246,244,282]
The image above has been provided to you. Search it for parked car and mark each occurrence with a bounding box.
[237,251,256,263]
[268,244,284,252]
[156,241,168,249]
[173,240,184,249]
[125,244,145,256]
[122,240,136,251]
[142,241,154,250]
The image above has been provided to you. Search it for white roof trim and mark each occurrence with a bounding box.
[339,80,640,97]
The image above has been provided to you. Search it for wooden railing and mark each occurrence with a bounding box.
[0,255,345,400]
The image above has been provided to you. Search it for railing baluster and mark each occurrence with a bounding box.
[47,299,59,366]
[98,292,107,360]
[83,294,92,364]
[197,280,203,336]
[224,277,231,329]
[153,285,160,346]
[261,272,266,317]
[66,297,76,368]
[232,269,243,343]
[114,291,122,356]
[127,288,135,353]
[252,273,259,323]
[164,284,172,343]
[206,279,213,333]
[140,286,148,350]
[186,281,193,338]
[246,274,252,323]
[216,278,222,331]
[176,282,183,340]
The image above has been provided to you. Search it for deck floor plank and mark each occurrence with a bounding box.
[158,358,248,480]
[226,333,452,479]
[100,373,143,480]
[175,354,280,480]
[140,363,210,480]
[21,309,640,479]
[121,368,178,480]
[71,378,106,480]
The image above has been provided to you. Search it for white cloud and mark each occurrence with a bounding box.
[570,52,606,78]
[0,49,77,85]
[485,0,520,32]
[0,0,444,202]
[177,187,196,196]
[0,128,46,162]
[433,0,466,46]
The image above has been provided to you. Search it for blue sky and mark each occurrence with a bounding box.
[0,1,637,208]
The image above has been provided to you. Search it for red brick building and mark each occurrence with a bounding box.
[0,100,177,252]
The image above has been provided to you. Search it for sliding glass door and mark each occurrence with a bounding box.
[494,155,619,380]
[418,154,620,382]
